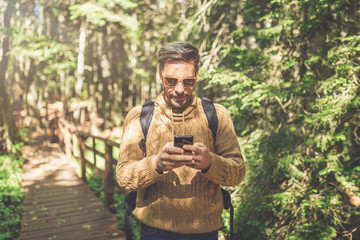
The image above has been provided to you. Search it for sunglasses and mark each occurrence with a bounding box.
[162,75,197,87]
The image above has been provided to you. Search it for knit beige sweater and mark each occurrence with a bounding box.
[116,92,245,234]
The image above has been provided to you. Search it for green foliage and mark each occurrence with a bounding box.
[211,0,360,239]
[10,27,76,96]
[69,1,138,30]
[0,146,24,240]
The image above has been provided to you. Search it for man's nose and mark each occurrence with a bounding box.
[174,81,185,94]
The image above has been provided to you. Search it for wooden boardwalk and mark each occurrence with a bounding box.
[20,131,125,240]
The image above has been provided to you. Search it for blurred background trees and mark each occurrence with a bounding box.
[216,0,360,239]
[0,0,359,239]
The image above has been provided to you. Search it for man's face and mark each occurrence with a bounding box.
[160,61,197,110]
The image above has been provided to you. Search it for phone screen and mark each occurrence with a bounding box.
[174,135,193,153]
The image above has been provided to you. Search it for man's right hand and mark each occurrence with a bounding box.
[153,142,193,173]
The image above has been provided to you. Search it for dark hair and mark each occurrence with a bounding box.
[158,42,200,74]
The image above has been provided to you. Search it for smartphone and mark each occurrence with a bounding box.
[174,135,193,153]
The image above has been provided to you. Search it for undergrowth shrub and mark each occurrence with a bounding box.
[0,143,24,240]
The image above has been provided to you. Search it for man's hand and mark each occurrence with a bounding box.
[183,142,212,171]
[153,142,193,173]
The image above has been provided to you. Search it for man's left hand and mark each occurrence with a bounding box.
[183,142,212,170]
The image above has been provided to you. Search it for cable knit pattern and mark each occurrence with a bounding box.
[116,92,246,234]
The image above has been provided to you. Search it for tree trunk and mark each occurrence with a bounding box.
[76,19,86,96]
[111,36,126,119]
[100,27,111,127]
[116,37,130,117]
[87,33,99,134]
[74,18,87,124]
[0,1,18,151]
[60,70,69,118]
[299,2,309,82]
[127,38,138,107]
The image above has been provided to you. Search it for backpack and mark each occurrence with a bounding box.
[124,97,234,240]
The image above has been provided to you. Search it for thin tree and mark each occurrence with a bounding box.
[0,0,19,151]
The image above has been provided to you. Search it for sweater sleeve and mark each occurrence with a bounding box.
[202,104,246,186]
[115,106,162,191]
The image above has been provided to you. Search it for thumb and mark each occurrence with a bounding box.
[194,142,205,147]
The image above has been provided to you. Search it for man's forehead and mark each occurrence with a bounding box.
[163,60,195,71]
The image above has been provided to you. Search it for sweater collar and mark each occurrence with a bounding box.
[155,92,198,122]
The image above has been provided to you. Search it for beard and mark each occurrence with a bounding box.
[164,92,191,110]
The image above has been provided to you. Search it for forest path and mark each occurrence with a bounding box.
[20,130,125,240]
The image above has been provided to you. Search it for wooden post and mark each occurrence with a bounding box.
[65,128,72,162]
[78,134,87,183]
[72,134,79,157]
[58,120,63,145]
[104,143,115,213]
[93,137,97,166]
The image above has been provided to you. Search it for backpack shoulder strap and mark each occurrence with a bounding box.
[138,101,154,155]
[124,191,137,240]
[201,97,219,142]
[221,188,234,240]
[202,98,234,238]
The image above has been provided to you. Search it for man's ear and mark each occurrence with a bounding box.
[158,70,165,90]
[194,71,198,87]
[158,69,162,83]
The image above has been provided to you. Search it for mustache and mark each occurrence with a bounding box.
[171,93,187,98]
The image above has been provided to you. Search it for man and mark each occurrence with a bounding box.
[116,42,245,240]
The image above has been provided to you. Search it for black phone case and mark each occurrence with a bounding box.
[174,135,193,153]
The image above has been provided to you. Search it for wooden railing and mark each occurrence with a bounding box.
[57,118,121,213]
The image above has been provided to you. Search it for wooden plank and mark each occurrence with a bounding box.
[23,184,85,199]
[21,210,114,232]
[22,190,102,206]
[21,218,123,240]
[21,201,105,221]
